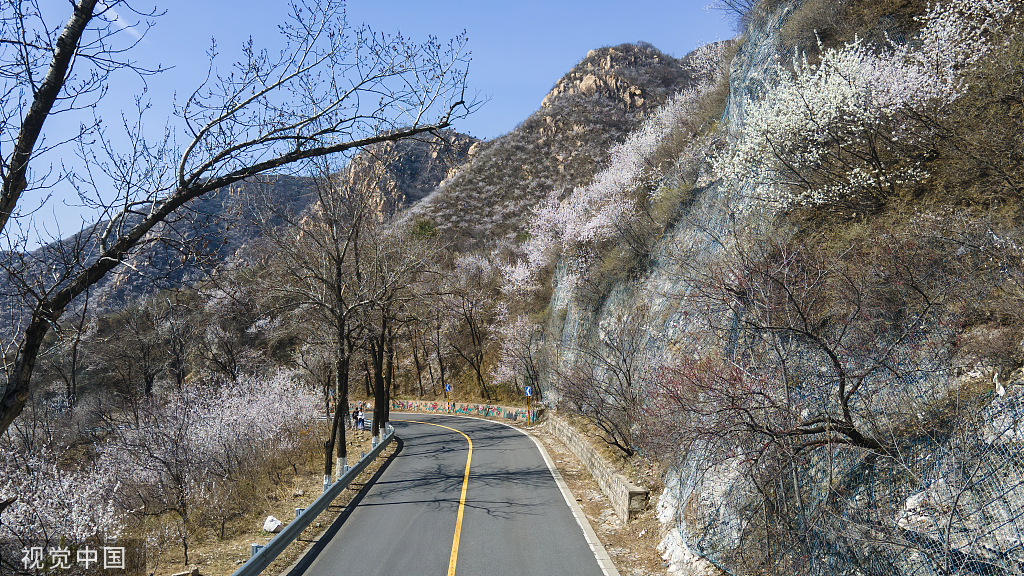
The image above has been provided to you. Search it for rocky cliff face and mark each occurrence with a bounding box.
[336,133,477,208]
[541,44,690,111]
[536,2,1024,575]
[538,29,779,570]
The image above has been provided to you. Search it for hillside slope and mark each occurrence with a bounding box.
[406,43,709,247]
[501,1,1024,575]
[84,134,475,312]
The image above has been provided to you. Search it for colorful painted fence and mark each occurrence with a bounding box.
[391,399,543,423]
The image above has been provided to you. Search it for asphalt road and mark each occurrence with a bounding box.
[292,414,607,576]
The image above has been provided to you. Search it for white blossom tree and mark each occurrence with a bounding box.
[490,306,544,399]
[713,0,1015,213]
[97,371,318,564]
[0,443,124,557]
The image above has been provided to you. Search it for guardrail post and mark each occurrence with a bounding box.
[323,474,330,493]
[250,544,264,558]
[295,508,304,519]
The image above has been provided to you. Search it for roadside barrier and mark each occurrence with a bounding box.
[391,399,544,423]
[231,424,395,576]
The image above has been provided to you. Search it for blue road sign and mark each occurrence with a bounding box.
[444,383,452,392]
[525,386,532,397]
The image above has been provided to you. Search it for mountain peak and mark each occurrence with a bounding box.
[541,43,688,110]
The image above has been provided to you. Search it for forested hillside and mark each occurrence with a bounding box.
[406,42,715,247]
[3,0,1023,573]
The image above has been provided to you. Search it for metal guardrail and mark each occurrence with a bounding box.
[231,424,395,576]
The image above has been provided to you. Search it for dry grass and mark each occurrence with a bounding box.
[779,0,928,57]
[136,430,381,576]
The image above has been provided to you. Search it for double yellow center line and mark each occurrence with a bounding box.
[394,420,473,576]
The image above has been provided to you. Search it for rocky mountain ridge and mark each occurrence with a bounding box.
[406,42,706,246]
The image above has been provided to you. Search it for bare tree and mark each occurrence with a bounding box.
[253,154,396,483]
[0,0,475,435]
[648,212,1024,466]
[643,212,1024,576]
[110,300,165,398]
[439,254,501,401]
[363,222,439,437]
[557,305,650,458]
[158,293,201,391]
[39,289,95,406]
[706,0,760,30]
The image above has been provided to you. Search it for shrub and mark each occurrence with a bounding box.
[410,218,439,240]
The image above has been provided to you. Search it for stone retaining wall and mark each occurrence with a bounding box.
[547,416,649,522]
[390,399,543,423]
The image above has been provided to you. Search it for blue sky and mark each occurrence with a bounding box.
[23,1,735,244]
[115,0,737,140]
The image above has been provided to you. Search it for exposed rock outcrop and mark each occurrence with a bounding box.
[541,44,684,111]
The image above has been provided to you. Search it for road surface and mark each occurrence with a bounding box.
[291,414,610,575]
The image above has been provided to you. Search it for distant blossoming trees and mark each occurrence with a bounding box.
[0,371,318,563]
[489,306,543,396]
[504,41,730,295]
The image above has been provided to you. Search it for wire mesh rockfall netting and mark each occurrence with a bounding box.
[671,384,1024,576]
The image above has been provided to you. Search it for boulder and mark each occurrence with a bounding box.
[262,516,284,533]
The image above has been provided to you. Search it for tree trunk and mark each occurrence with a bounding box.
[384,335,394,426]
[1,313,54,434]
[371,337,385,438]
[66,289,89,406]
[474,353,491,402]
[144,371,156,397]
[435,326,447,399]
[363,359,373,397]
[324,405,340,480]
[335,343,350,464]
[422,339,437,395]
[0,0,100,233]
[412,339,425,397]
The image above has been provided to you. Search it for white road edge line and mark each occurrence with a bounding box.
[398,413,622,576]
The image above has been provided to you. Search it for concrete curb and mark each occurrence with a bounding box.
[547,416,649,522]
